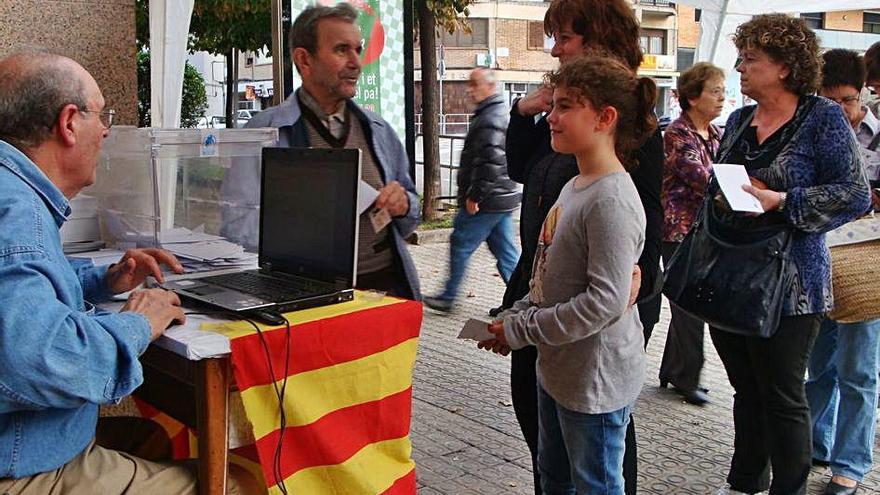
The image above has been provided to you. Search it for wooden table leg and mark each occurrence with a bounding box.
[196,356,231,495]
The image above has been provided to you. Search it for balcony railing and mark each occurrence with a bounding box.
[637,0,674,6]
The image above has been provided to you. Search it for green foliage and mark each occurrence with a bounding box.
[137,51,209,128]
[414,0,473,36]
[135,0,271,56]
[189,0,272,56]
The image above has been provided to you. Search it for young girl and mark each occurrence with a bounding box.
[480,56,657,494]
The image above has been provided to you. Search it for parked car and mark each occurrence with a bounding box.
[236,109,261,125]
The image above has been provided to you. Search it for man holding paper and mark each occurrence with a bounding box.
[226,3,420,299]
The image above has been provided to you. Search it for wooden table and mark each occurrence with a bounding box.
[133,345,232,495]
[131,293,421,494]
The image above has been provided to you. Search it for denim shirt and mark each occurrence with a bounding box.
[0,140,152,478]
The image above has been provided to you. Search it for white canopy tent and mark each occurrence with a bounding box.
[148,0,195,228]
[680,1,880,72]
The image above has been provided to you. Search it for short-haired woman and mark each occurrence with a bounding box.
[659,62,725,406]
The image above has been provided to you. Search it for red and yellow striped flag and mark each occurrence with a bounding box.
[217,293,422,494]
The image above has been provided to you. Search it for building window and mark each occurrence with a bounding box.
[865,12,880,34]
[441,19,489,48]
[801,12,824,30]
[639,29,666,55]
[677,47,695,72]
[528,21,545,50]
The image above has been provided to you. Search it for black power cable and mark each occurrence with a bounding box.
[185,310,292,494]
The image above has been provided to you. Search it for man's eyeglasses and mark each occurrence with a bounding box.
[827,95,860,106]
[79,108,115,128]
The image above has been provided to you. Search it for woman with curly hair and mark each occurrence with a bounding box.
[707,14,871,495]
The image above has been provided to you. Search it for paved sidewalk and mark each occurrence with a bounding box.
[407,240,880,494]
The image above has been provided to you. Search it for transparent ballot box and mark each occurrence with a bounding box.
[83,127,277,270]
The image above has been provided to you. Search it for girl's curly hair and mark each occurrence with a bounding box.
[546,56,657,170]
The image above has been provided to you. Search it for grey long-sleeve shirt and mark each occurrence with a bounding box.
[503,172,646,414]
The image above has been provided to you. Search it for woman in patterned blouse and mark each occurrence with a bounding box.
[658,62,724,407]
[710,14,870,495]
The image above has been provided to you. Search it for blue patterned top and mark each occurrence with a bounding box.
[717,96,872,315]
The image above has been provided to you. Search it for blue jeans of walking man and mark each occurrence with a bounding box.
[806,317,880,482]
[431,210,519,307]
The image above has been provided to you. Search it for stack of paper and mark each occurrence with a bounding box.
[62,194,103,253]
[68,248,127,267]
[156,227,257,273]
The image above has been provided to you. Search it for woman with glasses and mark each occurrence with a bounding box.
[658,62,725,406]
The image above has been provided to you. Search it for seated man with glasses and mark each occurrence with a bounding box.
[80,107,115,128]
[0,51,260,494]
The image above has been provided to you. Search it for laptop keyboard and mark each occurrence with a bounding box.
[202,272,334,303]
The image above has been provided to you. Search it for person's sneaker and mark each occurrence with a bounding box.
[423,296,454,313]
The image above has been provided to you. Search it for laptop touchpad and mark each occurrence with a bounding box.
[187,285,226,296]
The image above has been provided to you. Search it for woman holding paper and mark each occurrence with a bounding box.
[659,62,725,406]
[707,14,870,495]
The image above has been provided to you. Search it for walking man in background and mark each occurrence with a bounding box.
[424,68,521,312]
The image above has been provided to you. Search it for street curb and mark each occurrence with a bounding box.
[409,228,453,245]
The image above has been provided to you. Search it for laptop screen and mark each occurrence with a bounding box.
[259,147,361,287]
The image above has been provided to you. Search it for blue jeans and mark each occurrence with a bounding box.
[437,209,519,301]
[537,385,631,495]
[806,317,880,481]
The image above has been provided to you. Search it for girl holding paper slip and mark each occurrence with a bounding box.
[692,14,871,495]
[478,56,655,494]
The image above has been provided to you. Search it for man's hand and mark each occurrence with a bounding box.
[477,320,510,355]
[375,181,410,217]
[516,86,553,117]
[742,184,783,212]
[465,198,480,215]
[106,248,184,294]
[629,265,642,307]
[121,288,186,340]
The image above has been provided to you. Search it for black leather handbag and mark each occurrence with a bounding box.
[662,189,796,338]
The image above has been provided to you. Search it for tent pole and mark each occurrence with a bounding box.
[709,0,731,63]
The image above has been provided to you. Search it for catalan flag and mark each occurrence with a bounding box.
[215,292,422,494]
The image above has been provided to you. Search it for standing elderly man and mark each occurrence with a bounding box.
[0,51,259,494]
[424,68,521,312]
[224,2,420,299]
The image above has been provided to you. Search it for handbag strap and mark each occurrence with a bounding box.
[715,106,757,164]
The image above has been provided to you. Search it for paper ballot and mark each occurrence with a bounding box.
[358,180,379,214]
[713,164,765,213]
[457,318,495,341]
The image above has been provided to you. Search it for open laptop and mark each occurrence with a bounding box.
[163,147,361,315]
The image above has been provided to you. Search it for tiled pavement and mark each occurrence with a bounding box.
[406,237,880,494]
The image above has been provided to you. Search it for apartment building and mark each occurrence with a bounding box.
[413,0,680,130]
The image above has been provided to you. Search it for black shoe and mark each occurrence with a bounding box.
[423,296,453,313]
[824,480,859,495]
[680,388,709,406]
[488,305,504,317]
